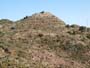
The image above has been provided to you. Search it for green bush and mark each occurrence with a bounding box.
[86,34,90,39]
[79,26,87,32]
[65,24,70,28]
[70,24,79,28]
[0,31,5,37]
[0,19,13,24]
[40,11,45,14]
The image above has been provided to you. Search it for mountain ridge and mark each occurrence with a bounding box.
[0,12,90,68]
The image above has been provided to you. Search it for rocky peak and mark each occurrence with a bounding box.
[32,11,57,18]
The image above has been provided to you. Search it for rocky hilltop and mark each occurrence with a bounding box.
[0,12,90,68]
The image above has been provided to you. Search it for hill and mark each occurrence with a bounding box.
[0,12,90,68]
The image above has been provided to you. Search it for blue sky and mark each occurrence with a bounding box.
[0,0,90,27]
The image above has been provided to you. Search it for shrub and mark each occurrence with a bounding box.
[67,30,76,35]
[79,26,87,32]
[0,19,13,24]
[0,31,5,37]
[65,24,70,28]
[10,26,16,30]
[37,33,44,37]
[86,34,90,39]
[87,28,90,32]
[70,24,79,28]
[40,11,45,14]
[23,16,29,19]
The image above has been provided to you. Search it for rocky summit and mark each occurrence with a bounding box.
[0,12,90,68]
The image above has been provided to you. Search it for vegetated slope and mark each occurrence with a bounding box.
[0,12,90,68]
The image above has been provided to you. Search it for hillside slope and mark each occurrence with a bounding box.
[0,12,90,68]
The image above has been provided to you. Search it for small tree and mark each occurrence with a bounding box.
[23,16,29,19]
[79,26,87,32]
[40,11,45,14]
